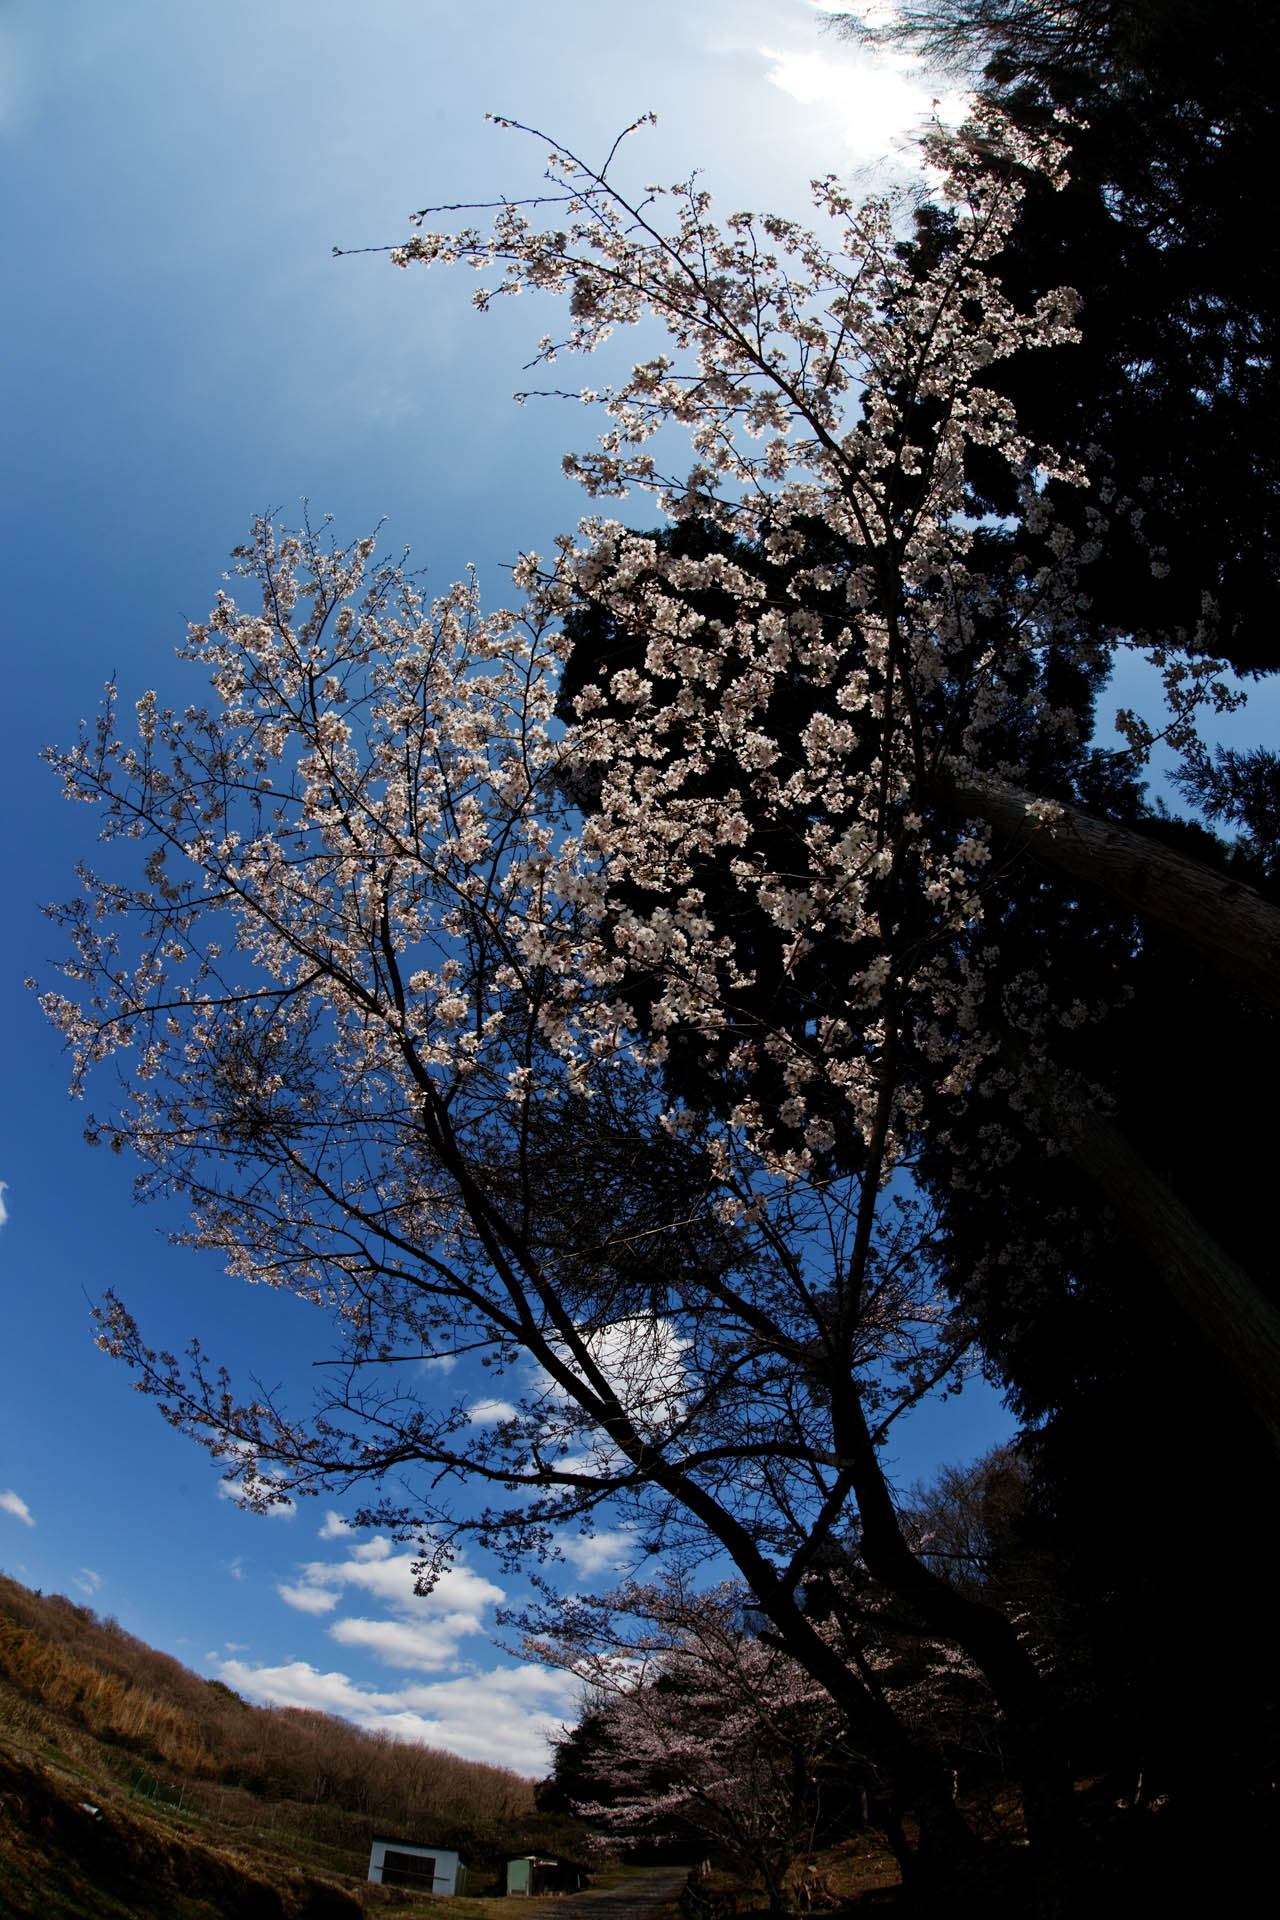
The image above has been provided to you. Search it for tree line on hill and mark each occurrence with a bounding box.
[0,1570,570,1866]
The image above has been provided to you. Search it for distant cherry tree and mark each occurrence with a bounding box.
[531,1573,1001,1908]
[537,1582,849,1911]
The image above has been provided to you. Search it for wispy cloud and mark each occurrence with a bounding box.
[0,1182,8,1229]
[311,1544,499,1620]
[276,1540,505,1672]
[278,1580,342,1616]
[216,1655,576,1774]
[218,1479,295,1517]
[0,1488,34,1527]
[317,1511,352,1540]
[74,1567,103,1596]
[467,1398,517,1425]
[556,1528,642,1577]
[214,1441,296,1518]
[329,1612,491,1672]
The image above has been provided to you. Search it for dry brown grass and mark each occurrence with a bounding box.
[0,1570,540,1838]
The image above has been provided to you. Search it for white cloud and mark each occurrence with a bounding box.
[762,43,970,162]
[214,1439,297,1517]
[278,1580,341,1616]
[218,1480,296,1517]
[329,1612,492,1672]
[74,1568,103,1596]
[302,1547,503,1620]
[467,1397,517,1425]
[556,1529,641,1577]
[350,1536,393,1563]
[540,1316,688,1454]
[275,1543,506,1671]
[267,1536,549,1762]
[0,1489,34,1527]
[317,1511,352,1540]
[216,1655,576,1775]
[523,1316,691,1484]
[0,1181,8,1228]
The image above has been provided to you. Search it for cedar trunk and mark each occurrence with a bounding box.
[942,767,1280,1015]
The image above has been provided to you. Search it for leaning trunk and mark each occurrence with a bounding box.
[649,1457,994,1891]
[833,1390,1079,1909]
[940,765,1280,1015]
[1014,1055,1280,1447]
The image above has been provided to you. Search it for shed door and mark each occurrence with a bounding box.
[382,1850,438,1890]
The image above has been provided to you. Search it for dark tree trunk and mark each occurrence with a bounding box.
[941,766,1280,1015]
[646,1454,994,1896]
[1017,1060,1280,1447]
[832,1391,1080,1908]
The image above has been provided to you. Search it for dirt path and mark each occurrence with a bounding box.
[518,1866,691,1920]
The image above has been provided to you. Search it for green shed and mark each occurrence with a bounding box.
[504,1856,585,1896]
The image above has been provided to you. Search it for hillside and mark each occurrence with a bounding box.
[0,1570,592,1918]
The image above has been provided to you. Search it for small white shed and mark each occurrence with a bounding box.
[367,1839,469,1895]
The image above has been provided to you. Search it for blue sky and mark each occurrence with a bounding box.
[0,0,1077,1777]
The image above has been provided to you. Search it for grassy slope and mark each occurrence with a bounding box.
[0,1569,593,1920]
[0,1735,364,1919]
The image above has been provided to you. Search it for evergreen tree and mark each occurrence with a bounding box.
[836,0,1280,669]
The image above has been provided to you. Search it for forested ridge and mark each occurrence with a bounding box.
[34,1,1280,1913]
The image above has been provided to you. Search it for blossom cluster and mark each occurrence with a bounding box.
[37,114,1167,1582]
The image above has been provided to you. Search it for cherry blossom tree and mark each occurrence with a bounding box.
[38,112,1276,1901]
[40,512,1005,1882]
[536,1583,851,1912]
[532,1574,1005,1909]
[384,115,1280,1434]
